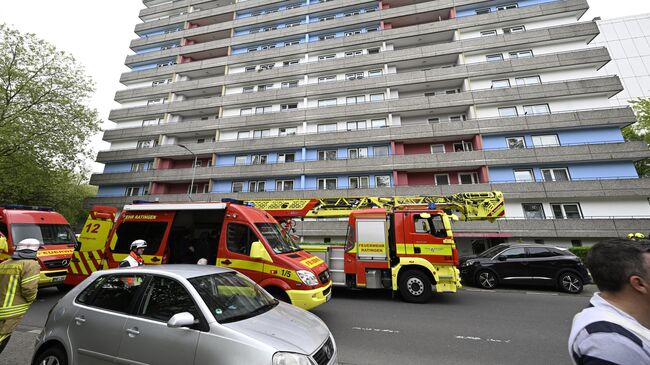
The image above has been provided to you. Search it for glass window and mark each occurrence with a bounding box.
[527,247,553,258]
[10,223,76,245]
[276,180,294,191]
[318,99,337,107]
[435,174,450,186]
[138,276,200,322]
[255,106,272,115]
[318,75,336,83]
[317,178,337,190]
[507,137,526,149]
[510,50,534,59]
[500,247,526,259]
[345,50,363,57]
[283,59,299,66]
[551,203,582,219]
[347,121,367,131]
[249,181,266,192]
[281,103,298,111]
[317,123,337,133]
[475,8,491,15]
[514,169,535,182]
[532,135,559,147]
[318,54,336,61]
[375,175,391,187]
[504,26,525,33]
[240,108,252,116]
[449,115,466,122]
[346,95,365,104]
[232,181,243,193]
[242,86,255,94]
[542,168,570,182]
[368,47,380,54]
[226,223,259,256]
[371,119,387,128]
[414,214,447,238]
[523,203,545,219]
[279,127,297,136]
[480,30,497,37]
[515,76,541,86]
[257,84,273,92]
[498,107,518,117]
[497,3,518,10]
[277,153,295,163]
[345,72,365,81]
[370,94,385,102]
[235,156,247,165]
[251,155,267,165]
[237,131,250,140]
[318,150,337,160]
[77,274,145,313]
[368,69,383,77]
[113,221,166,255]
[281,80,299,88]
[349,176,369,189]
[459,172,479,184]
[348,147,368,159]
[492,79,511,88]
[373,146,389,157]
[486,54,504,62]
[453,141,473,152]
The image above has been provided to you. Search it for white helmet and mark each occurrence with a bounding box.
[15,238,41,252]
[130,239,147,251]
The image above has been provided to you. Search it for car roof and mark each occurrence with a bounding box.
[93,264,235,280]
[499,243,565,250]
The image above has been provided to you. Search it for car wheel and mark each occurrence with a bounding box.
[558,272,583,294]
[33,345,67,365]
[398,269,433,303]
[476,270,497,289]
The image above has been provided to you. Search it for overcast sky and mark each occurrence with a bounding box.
[2,0,650,172]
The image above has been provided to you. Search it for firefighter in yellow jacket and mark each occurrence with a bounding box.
[0,238,40,354]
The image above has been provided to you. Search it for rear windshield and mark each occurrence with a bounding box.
[11,224,76,245]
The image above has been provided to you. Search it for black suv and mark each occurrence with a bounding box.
[458,244,591,293]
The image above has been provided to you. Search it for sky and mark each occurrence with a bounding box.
[1,0,650,173]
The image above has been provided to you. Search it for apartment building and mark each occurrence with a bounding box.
[89,0,650,254]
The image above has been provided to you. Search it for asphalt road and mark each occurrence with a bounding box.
[1,285,595,365]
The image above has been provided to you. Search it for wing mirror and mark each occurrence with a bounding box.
[250,241,273,262]
[497,255,507,261]
[167,312,196,328]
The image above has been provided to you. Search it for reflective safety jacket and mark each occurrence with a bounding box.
[0,259,40,336]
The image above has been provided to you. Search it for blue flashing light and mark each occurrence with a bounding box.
[221,198,245,205]
[428,203,437,210]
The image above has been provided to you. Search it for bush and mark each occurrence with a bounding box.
[569,246,591,262]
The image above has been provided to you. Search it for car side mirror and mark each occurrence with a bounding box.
[250,241,273,262]
[167,312,196,328]
[497,256,507,261]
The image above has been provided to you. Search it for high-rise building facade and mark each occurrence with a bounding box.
[89,0,650,254]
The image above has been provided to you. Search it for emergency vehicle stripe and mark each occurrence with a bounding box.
[86,253,99,272]
[395,243,453,256]
[79,254,92,275]
[217,259,302,283]
[21,274,39,284]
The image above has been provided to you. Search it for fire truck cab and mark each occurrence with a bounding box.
[71,200,332,310]
[0,205,76,287]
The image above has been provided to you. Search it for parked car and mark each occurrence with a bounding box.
[32,265,337,365]
[458,244,590,293]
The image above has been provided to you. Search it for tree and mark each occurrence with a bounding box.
[0,24,101,225]
[626,98,650,177]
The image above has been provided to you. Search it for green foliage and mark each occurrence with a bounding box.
[0,24,101,228]
[626,98,650,177]
[568,246,591,263]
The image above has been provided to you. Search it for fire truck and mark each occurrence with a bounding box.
[65,200,332,310]
[0,205,76,287]
[245,192,505,303]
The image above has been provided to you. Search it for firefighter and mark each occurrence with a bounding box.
[0,238,40,354]
[120,239,147,267]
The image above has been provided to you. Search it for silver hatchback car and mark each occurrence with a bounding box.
[32,265,337,365]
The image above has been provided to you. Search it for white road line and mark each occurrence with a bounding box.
[525,291,558,296]
[28,329,41,334]
[455,335,511,344]
[352,326,400,334]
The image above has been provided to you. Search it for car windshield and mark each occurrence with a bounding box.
[477,244,509,258]
[10,224,76,245]
[189,272,278,324]
[255,222,301,254]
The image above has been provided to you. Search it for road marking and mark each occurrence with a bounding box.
[28,329,41,334]
[525,291,558,296]
[352,326,400,334]
[455,335,511,344]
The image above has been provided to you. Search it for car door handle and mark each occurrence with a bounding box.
[221,259,232,265]
[74,316,86,325]
[126,327,140,337]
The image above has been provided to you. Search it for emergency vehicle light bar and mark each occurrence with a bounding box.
[124,203,227,211]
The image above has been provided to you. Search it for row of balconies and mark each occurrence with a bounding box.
[90,141,650,185]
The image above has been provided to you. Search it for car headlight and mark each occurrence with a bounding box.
[462,260,476,267]
[296,270,319,286]
[273,352,313,365]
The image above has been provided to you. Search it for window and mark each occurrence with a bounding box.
[131,162,149,172]
[251,154,268,165]
[375,175,391,187]
[345,50,363,57]
[541,168,570,182]
[524,104,550,115]
[227,223,259,256]
[348,147,368,159]
[449,115,466,122]
[249,181,266,192]
[507,137,526,149]
[277,153,295,163]
[504,26,525,34]
[235,156,247,165]
[276,180,294,191]
[480,30,498,37]
[319,34,336,41]
[319,14,335,22]
[317,123,337,133]
[430,144,446,154]
[318,54,336,61]
[245,66,257,72]
[231,181,244,193]
[486,54,504,62]
[283,59,299,67]
[243,86,255,93]
[279,127,297,136]
[551,203,582,219]
[498,107,518,117]
[453,141,474,152]
[368,69,383,77]
[445,89,461,94]
[347,121,367,131]
[346,95,365,104]
[371,119,387,128]
[240,108,252,116]
[459,172,479,184]
[370,94,385,102]
[255,106,272,114]
[515,76,541,86]
[138,276,200,323]
[257,84,273,92]
[318,150,337,160]
[281,80,299,88]
[435,174,450,186]
[514,169,535,182]
[318,75,336,83]
[318,99,337,107]
[281,103,298,111]
[414,214,447,238]
[346,72,365,81]
[368,47,380,54]
[344,10,360,17]
[142,119,160,127]
[374,146,389,157]
[532,134,559,147]
[258,63,274,71]
[152,79,171,86]
[137,140,157,149]
[349,176,369,189]
[510,50,534,59]
[501,247,526,259]
[492,79,511,88]
[77,275,145,313]
[317,178,338,190]
[475,8,491,15]
[253,129,270,138]
[284,39,300,47]
[344,30,362,37]
[260,44,276,50]
[523,203,545,219]
[237,131,250,140]
[497,3,518,10]
[428,117,440,123]
[125,186,140,196]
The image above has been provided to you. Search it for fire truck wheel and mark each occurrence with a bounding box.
[266,287,291,304]
[398,270,432,303]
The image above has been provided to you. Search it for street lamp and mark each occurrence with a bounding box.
[177,144,197,201]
